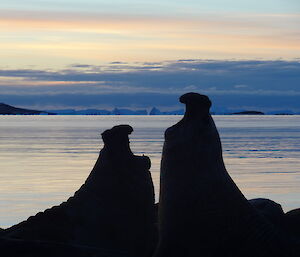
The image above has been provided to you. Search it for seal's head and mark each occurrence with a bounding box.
[101,124,133,155]
[164,92,223,173]
[165,92,214,140]
[101,124,150,169]
[180,92,211,119]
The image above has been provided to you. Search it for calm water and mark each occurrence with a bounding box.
[0,115,300,228]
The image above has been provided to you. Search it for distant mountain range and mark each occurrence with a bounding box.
[0,103,299,115]
[43,107,185,115]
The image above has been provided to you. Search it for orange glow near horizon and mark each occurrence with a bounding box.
[0,11,299,68]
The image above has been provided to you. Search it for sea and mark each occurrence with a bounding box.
[0,115,300,228]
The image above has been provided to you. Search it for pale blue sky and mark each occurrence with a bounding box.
[2,0,299,14]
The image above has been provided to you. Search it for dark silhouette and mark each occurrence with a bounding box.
[249,198,285,229]
[154,92,297,257]
[230,110,264,115]
[285,209,300,239]
[0,103,50,115]
[1,125,156,257]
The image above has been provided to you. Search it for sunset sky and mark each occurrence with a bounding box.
[0,0,300,111]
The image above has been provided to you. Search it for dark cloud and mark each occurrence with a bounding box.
[110,61,128,64]
[0,93,181,110]
[1,92,299,113]
[69,64,95,68]
[0,60,300,111]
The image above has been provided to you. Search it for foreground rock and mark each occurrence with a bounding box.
[249,198,285,229]
[154,92,297,257]
[2,125,156,257]
[285,208,300,239]
[0,238,127,257]
[154,198,286,231]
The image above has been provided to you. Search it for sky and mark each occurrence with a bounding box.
[0,0,300,111]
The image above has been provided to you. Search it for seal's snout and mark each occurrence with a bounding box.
[101,125,133,149]
[180,92,211,118]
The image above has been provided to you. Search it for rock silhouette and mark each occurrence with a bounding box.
[249,198,285,229]
[1,125,156,257]
[285,208,300,239]
[154,92,297,257]
[0,237,127,257]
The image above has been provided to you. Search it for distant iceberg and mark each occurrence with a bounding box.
[149,107,184,115]
[111,108,147,115]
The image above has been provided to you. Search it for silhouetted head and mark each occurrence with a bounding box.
[180,92,211,120]
[101,125,133,154]
[165,93,222,161]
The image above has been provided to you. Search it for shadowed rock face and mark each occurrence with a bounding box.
[0,238,128,257]
[2,125,156,257]
[249,198,285,229]
[285,209,300,239]
[154,93,295,257]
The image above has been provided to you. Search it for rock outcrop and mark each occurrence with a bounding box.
[2,125,156,257]
[0,237,128,257]
[154,92,296,257]
[249,198,285,229]
[285,208,300,239]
